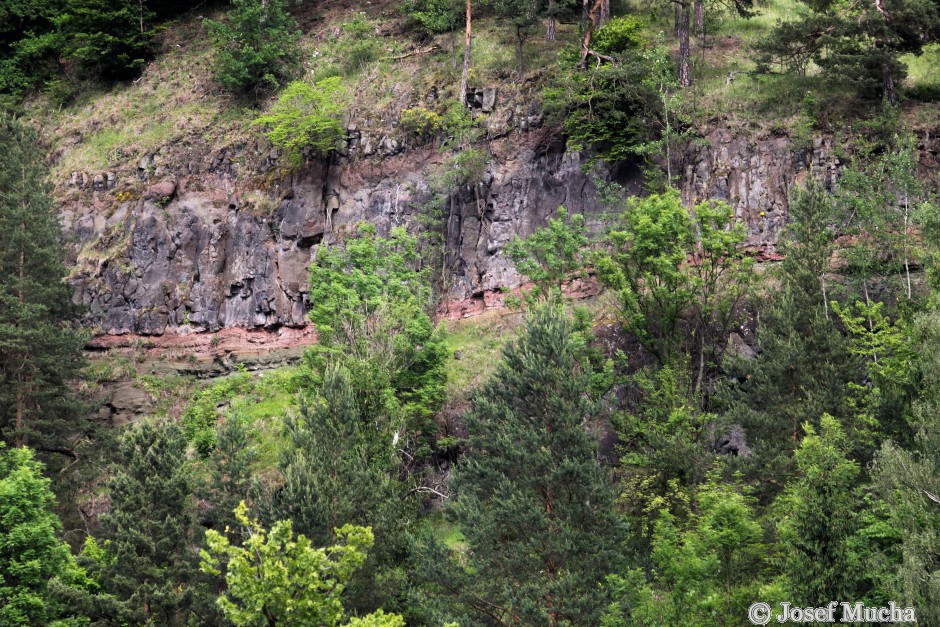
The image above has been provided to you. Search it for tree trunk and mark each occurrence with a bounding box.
[14,243,26,447]
[459,0,472,105]
[678,2,691,87]
[579,0,605,68]
[546,0,557,40]
[882,63,897,106]
[694,0,704,39]
[599,0,610,27]
[516,25,525,81]
[674,1,681,36]
[581,0,589,32]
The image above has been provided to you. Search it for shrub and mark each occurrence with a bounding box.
[252,79,346,166]
[592,16,645,56]
[335,15,382,75]
[205,0,301,95]
[400,106,443,142]
[404,0,463,36]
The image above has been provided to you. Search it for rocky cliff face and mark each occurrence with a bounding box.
[60,111,940,336]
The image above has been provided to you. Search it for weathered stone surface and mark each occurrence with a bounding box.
[61,122,940,335]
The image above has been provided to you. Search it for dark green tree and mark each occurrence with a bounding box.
[87,421,199,625]
[205,0,301,95]
[0,443,92,625]
[0,116,88,456]
[198,416,262,533]
[429,301,626,625]
[277,365,417,618]
[721,183,860,496]
[54,0,157,79]
[868,305,940,623]
[755,0,940,103]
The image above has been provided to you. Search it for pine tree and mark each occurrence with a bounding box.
[89,421,199,625]
[0,116,88,456]
[721,184,860,497]
[435,301,626,625]
[277,365,416,617]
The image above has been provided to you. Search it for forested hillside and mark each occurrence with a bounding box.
[1,0,940,624]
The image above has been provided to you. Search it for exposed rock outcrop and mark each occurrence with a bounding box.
[61,115,940,336]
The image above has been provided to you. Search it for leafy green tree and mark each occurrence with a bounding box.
[0,443,92,625]
[776,416,864,606]
[504,206,592,303]
[253,79,347,166]
[595,189,754,398]
[428,302,626,625]
[307,224,447,443]
[604,472,768,626]
[53,0,156,79]
[0,116,88,455]
[835,134,930,305]
[405,0,464,35]
[201,502,404,627]
[277,365,416,618]
[615,365,716,550]
[87,421,199,625]
[205,0,301,95]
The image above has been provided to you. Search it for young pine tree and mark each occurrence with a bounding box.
[434,301,626,625]
[0,116,88,456]
[277,365,416,618]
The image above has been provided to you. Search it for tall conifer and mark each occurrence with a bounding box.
[0,116,87,455]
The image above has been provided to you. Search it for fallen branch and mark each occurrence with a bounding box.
[383,45,440,61]
[584,49,616,64]
[36,445,79,460]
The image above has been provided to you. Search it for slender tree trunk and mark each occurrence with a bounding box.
[459,0,472,104]
[694,0,704,39]
[678,2,691,87]
[516,25,525,81]
[674,1,681,36]
[904,188,912,299]
[579,0,605,67]
[581,0,589,32]
[882,63,897,106]
[14,244,26,447]
[599,0,610,27]
[546,0,557,40]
